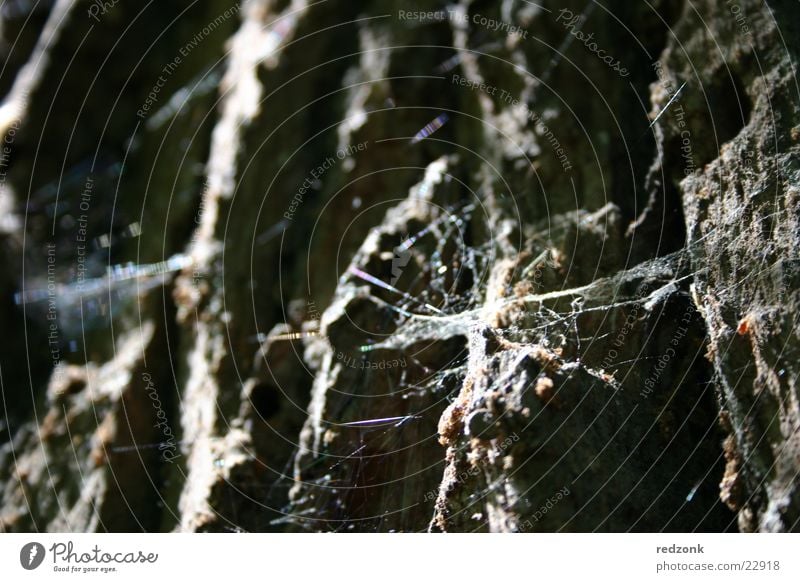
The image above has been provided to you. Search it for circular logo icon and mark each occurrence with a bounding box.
[20,542,46,570]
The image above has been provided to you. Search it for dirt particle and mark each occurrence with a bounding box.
[534,376,559,408]
[737,313,755,336]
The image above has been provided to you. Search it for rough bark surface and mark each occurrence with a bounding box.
[0,0,797,532]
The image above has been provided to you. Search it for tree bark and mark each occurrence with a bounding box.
[0,0,797,532]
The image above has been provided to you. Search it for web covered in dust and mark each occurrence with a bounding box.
[279,176,700,532]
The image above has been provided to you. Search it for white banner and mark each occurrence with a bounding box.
[1,533,798,581]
